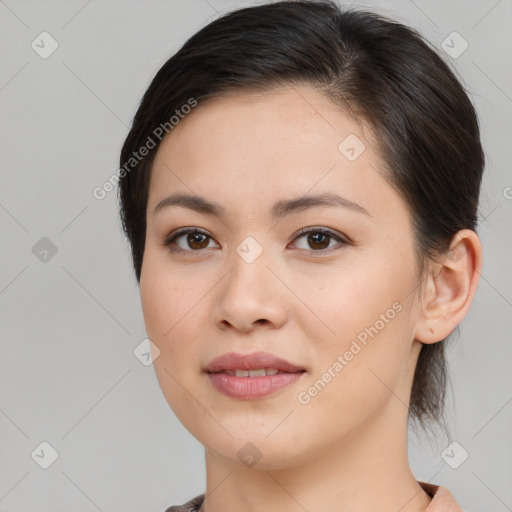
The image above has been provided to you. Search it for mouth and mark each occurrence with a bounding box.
[213,368,302,377]
[204,350,306,374]
[204,351,306,399]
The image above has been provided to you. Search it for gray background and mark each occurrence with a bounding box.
[0,0,511,510]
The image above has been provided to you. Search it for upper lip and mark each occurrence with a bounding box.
[204,351,306,373]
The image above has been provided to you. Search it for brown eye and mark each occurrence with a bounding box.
[306,231,330,250]
[186,232,209,250]
[163,228,217,253]
[292,227,348,254]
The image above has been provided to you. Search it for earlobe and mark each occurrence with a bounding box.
[414,229,482,344]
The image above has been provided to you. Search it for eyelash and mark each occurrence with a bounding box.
[162,226,349,255]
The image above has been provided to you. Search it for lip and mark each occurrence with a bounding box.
[204,351,305,373]
[204,351,307,400]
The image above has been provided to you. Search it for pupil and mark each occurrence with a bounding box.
[310,232,329,249]
[189,233,208,249]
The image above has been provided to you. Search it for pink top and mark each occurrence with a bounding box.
[420,481,465,511]
[165,481,465,511]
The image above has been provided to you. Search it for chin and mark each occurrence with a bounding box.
[202,431,314,472]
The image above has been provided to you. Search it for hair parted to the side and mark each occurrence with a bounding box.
[118,0,484,438]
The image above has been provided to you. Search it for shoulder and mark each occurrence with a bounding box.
[419,481,468,512]
[164,493,205,512]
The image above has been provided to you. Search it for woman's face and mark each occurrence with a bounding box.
[140,84,424,469]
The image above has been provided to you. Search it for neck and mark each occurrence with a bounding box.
[202,399,431,512]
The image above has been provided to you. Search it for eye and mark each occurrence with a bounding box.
[162,226,349,255]
[162,227,219,253]
[290,227,349,254]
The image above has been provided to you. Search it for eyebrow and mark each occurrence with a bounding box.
[153,192,371,219]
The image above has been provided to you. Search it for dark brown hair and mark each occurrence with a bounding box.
[118,0,484,436]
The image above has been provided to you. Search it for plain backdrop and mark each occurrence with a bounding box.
[1,0,511,511]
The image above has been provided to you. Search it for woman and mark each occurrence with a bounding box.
[118,1,484,510]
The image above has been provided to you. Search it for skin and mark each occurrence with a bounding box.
[140,84,482,512]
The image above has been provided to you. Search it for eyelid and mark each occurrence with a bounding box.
[291,226,349,244]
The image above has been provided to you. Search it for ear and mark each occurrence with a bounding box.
[414,229,483,344]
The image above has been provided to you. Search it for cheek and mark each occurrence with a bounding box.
[295,256,409,343]
[140,253,191,342]
[140,254,207,373]
[140,265,203,420]
[296,256,413,400]
[293,306,411,442]
[140,275,171,343]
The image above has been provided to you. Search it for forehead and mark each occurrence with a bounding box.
[169,84,365,144]
[147,84,408,228]
[151,84,378,180]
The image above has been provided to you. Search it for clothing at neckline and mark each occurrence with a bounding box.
[164,480,465,512]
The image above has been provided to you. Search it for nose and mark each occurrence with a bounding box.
[211,245,288,333]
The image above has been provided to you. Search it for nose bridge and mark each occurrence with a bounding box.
[213,233,287,330]
[228,233,275,298]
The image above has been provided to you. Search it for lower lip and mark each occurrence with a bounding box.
[207,372,305,399]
